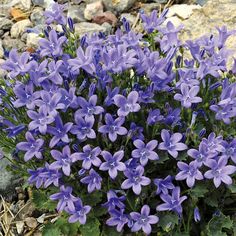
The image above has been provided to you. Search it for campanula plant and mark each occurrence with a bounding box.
[0,3,236,235]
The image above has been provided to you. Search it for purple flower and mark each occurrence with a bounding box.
[39,29,67,58]
[27,107,55,134]
[34,91,65,116]
[39,60,64,85]
[121,165,151,195]
[194,207,201,222]
[130,205,159,235]
[72,145,101,170]
[28,163,62,188]
[99,150,126,179]
[66,198,91,224]
[131,139,159,166]
[28,167,46,188]
[164,107,181,126]
[68,46,95,75]
[221,139,236,163]
[47,115,73,148]
[204,157,236,188]
[76,95,104,119]
[104,87,120,106]
[156,187,187,215]
[106,209,129,232]
[70,116,96,140]
[202,132,225,155]
[175,161,204,188]
[140,9,167,33]
[158,129,187,158]
[1,49,31,78]
[187,142,216,167]
[98,113,127,142]
[80,169,102,193]
[50,185,77,212]
[153,175,175,195]
[174,83,202,108]
[13,82,40,109]
[16,132,44,161]
[44,3,67,25]
[59,87,78,110]
[114,91,141,117]
[50,145,78,176]
[102,190,126,211]
[147,109,164,125]
[128,122,144,141]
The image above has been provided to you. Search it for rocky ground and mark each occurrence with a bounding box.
[0,0,236,234]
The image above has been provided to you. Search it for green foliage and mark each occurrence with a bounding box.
[206,212,233,236]
[42,223,62,236]
[79,217,101,236]
[158,213,179,232]
[101,225,122,236]
[32,190,57,211]
[190,182,209,198]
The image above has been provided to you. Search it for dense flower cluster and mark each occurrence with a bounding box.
[0,3,236,235]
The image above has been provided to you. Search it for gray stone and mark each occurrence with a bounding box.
[120,13,136,25]
[102,0,136,14]
[0,59,7,77]
[67,5,86,23]
[11,19,32,38]
[141,3,161,13]
[0,159,15,193]
[177,0,236,66]
[0,18,13,31]
[74,22,109,35]
[32,0,45,7]
[19,0,31,10]
[153,0,168,3]
[0,41,4,59]
[84,1,104,20]
[26,33,41,48]
[2,36,26,51]
[167,4,202,20]
[30,7,45,25]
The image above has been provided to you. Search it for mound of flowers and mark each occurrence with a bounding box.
[0,3,236,235]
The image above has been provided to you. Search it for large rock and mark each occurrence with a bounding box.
[84,1,104,20]
[74,22,110,35]
[11,19,33,38]
[102,0,136,14]
[92,11,118,26]
[32,0,45,7]
[2,36,26,51]
[26,33,41,48]
[0,59,7,77]
[0,40,4,59]
[19,0,31,10]
[165,0,236,66]
[30,7,45,25]
[67,4,86,23]
[0,18,13,31]
[167,4,202,20]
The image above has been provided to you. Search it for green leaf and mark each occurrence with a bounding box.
[55,216,80,236]
[32,190,56,211]
[81,191,103,206]
[79,217,100,236]
[205,194,218,207]
[158,213,179,232]
[228,184,236,193]
[190,182,209,198]
[42,223,62,236]
[207,212,233,236]
[101,225,122,236]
